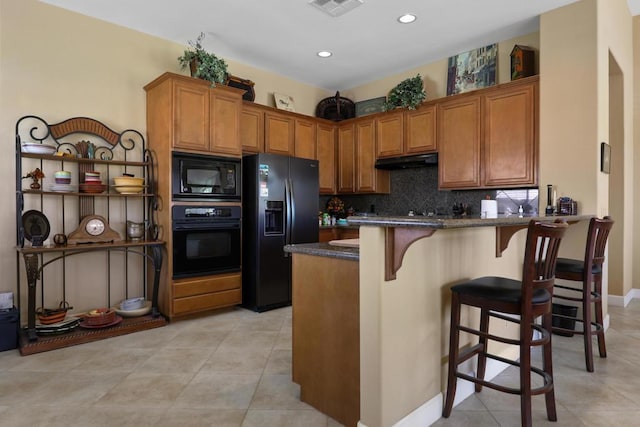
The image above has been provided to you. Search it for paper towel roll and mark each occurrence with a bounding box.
[481,200,498,219]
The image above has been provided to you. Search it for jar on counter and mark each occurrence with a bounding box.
[322,213,330,226]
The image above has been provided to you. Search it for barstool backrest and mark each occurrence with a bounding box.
[522,220,569,306]
[585,216,614,277]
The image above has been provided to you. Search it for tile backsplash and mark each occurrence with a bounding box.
[319,166,538,217]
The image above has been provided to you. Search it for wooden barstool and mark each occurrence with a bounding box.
[443,220,568,427]
[552,216,614,372]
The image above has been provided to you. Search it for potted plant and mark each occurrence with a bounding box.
[383,74,427,110]
[178,32,228,87]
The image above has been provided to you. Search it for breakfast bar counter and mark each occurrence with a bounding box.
[286,214,593,427]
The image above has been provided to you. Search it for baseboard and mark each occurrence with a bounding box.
[357,355,515,427]
[391,393,443,427]
[608,288,640,307]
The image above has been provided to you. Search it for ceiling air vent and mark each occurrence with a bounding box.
[309,0,364,17]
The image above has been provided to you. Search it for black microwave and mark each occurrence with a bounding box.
[172,152,241,201]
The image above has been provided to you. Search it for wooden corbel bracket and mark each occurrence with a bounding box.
[384,227,436,281]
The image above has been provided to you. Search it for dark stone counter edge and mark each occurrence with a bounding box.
[346,214,594,228]
[284,243,359,261]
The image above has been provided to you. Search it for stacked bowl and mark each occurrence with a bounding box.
[79,170,106,193]
[54,170,71,184]
[113,176,145,194]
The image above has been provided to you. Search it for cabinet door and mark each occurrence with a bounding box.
[438,96,481,189]
[241,103,265,153]
[375,111,404,158]
[317,123,337,194]
[209,87,242,157]
[405,104,437,154]
[483,81,537,187]
[356,118,389,193]
[173,80,210,152]
[294,117,317,160]
[337,123,355,193]
[265,111,295,155]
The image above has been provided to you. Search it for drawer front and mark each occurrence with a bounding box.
[173,273,241,298]
[173,288,242,315]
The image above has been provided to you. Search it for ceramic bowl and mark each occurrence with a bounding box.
[113,176,144,186]
[54,170,71,178]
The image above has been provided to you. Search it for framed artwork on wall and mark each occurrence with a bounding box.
[355,97,386,117]
[446,44,498,96]
[601,142,611,174]
[274,93,295,112]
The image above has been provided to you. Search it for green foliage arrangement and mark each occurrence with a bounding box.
[178,32,228,87]
[383,74,427,110]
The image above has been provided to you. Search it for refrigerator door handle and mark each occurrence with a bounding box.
[284,178,293,255]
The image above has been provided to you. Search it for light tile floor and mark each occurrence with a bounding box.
[0,300,639,426]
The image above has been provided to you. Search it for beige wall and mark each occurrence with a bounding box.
[343,33,540,103]
[635,16,640,293]
[0,0,332,312]
[540,0,633,298]
[359,224,526,426]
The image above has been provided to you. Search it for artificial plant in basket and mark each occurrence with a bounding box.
[384,74,427,110]
[178,32,228,87]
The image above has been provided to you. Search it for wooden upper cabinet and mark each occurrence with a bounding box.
[265,111,295,155]
[317,123,337,194]
[241,103,265,153]
[173,80,210,152]
[146,73,242,157]
[482,80,537,187]
[375,111,404,158]
[337,123,355,193]
[294,117,317,160]
[438,95,482,189]
[356,118,389,194]
[404,103,437,154]
[209,86,242,157]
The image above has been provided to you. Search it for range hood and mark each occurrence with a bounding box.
[374,153,438,170]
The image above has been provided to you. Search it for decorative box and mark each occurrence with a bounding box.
[510,45,535,80]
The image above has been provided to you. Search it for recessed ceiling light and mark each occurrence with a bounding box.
[398,13,417,24]
[317,51,333,58]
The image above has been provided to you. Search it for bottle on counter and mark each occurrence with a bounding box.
[518,205,524,217]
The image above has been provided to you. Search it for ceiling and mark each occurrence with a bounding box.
[42,0,640,91]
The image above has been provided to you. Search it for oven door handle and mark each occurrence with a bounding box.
[172,222,240,231]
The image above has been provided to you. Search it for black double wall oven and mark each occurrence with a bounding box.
[171,152,242,279]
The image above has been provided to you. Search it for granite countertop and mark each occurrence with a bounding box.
[346,214,593,228]
[286,214,593,261]
[284,242,359,261]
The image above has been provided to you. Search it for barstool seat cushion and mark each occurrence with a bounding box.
[556,258,602,275]
[452,276,550,305]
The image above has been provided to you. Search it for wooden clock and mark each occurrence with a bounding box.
[67,215,122,244]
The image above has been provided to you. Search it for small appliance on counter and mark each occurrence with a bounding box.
[557,197,578,215]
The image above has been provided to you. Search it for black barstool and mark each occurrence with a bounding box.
[443,220,568,427]
[552,216,614,372]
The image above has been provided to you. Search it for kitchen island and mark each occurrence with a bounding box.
[286,214,592,427]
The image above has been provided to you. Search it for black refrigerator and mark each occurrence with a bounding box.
[242,153,319,312]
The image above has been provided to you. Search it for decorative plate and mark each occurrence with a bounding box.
[21,143,57,155]
[22,210,50,242]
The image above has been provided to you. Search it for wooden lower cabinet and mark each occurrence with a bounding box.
[171,272,242,317]
[292,254,359,427]
[319,227,359,242]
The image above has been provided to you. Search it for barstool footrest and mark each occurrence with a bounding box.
[456,351,553,396]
